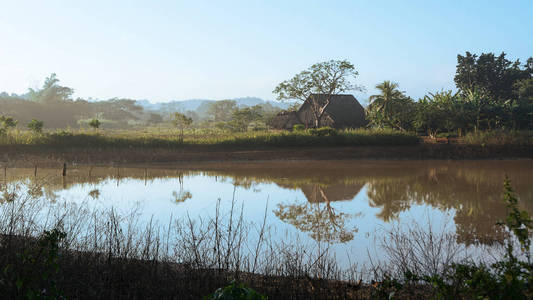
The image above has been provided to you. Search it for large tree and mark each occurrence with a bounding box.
[273,60,362,127]
[207,100,238,123]
[28,73,74,103]
[229,105,263,132]
[172,112,193,141]
[454,52,532,102]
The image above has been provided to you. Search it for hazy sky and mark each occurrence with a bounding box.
[1,0,531,102]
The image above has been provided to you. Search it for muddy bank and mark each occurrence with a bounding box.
[0,144,531,167]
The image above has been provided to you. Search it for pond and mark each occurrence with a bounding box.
[2,160,533,269]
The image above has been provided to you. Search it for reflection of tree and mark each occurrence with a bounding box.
[171,173,192,204]
[365,166,529,246]
[274,185,359,243]
[88,189,100,200]
[366,180,413,222]
[172,190,192,203]
[5,161,533,247]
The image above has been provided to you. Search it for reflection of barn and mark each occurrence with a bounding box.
[268,94,367,129]
[300,183,364,203]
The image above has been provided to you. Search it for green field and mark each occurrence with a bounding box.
[0,127,422,148]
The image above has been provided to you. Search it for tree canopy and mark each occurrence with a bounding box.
[367,81,415,131]
[274,60,363,127]
[28,73,74,103]
[364,52,533,134]
[454,52,532,101]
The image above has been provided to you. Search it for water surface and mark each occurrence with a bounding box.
[3,160,533,266]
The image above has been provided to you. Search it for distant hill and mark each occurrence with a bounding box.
[136,97,291,113]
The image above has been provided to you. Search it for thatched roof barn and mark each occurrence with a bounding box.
[268,94,367,129]
[267,110,300,130]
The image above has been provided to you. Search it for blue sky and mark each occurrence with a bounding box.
[0,0,531,102]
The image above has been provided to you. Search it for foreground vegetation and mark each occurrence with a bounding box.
[0,177,531,299]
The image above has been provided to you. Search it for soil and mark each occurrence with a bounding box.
[1,143,531,167]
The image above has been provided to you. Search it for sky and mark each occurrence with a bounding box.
[0,0,532,103]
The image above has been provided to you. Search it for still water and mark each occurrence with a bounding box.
[3,160,533,266]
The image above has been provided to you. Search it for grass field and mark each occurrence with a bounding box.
[0,127,421,148]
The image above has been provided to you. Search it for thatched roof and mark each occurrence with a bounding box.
[268,110,300,130]
[269,94,366,129]
[297,94,367,128]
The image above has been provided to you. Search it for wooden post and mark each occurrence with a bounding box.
[144,168,147,186]
[62,163,67,177]
[34,165,37,177]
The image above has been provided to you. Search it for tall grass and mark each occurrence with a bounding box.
[0,128,420,149]
[463,130,533,146]
[0,181,363,299]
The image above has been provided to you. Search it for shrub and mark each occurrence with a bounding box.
[309,126,336,136]
[27,119,44,133]
[0,115,18,135]
[292,124,305,131]
[204,281,267,300]
[89,118,101,130]
[2,228,67,299]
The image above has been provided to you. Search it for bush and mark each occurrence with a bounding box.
[27,119,44,133]
[292,124,305,131]
[89,118,101,130]
[2,228,67,299]
[204,281,267,300]
[309,126,336,136]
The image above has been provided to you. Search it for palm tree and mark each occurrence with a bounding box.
[368,81,406,128]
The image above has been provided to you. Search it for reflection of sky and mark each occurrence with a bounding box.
[47,175,457,267]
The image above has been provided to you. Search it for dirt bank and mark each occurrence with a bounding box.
[1,143,531,167]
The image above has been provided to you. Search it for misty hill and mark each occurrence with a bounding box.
[136,97,290,113]
[1,73,291,130]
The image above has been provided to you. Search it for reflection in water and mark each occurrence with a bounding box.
[274,200,359,243]
[275,184,363,243]
[172,190,192,203]
[88,189,100,200]
[2,160,533,248]
[171,173,193,203]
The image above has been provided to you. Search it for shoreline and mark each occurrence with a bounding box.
[0,143,531,167]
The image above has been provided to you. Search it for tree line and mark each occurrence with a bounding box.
[366,52,533,136]
[274,52,532,136]
[1,51,531,136]
[0,74,281,133]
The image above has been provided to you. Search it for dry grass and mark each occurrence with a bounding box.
[0,128,419,149]
[0,182,368,299]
